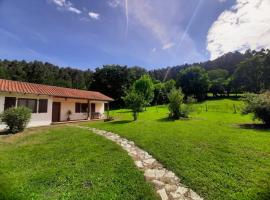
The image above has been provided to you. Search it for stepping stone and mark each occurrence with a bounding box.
[157,188,169,200]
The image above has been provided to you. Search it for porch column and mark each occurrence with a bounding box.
[107,102,110,119]
[87,100,90,120]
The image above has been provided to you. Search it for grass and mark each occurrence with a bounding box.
[84,99,270,200]
[0,126,158,200]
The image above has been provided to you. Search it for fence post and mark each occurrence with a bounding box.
[233,104,237,114]
[205,105,208,112]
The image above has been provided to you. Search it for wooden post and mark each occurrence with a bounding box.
[87,100,90,120]
[107,102,110,119]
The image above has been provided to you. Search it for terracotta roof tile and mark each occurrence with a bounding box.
[0,79,113,101]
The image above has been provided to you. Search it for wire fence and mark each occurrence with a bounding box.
[193,103,244,114]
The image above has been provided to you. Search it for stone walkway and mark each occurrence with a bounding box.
[80,126,203,200]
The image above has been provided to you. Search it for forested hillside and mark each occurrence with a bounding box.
[0,49,269,107]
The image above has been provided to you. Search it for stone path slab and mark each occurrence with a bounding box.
[79,126,203,200]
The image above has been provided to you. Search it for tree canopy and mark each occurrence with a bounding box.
[177,66,209,101]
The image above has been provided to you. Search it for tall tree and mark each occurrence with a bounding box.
[133,74,154,108]
[177,66,209,101]
[90,65,130,107]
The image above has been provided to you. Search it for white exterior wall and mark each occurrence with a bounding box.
[0,92,108,131]
[0,92,53,130]
[53,98,107,121]
[53,98,89,121]
[91,101,106,118]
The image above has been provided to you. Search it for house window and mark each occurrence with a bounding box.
[17,98,37,113]
[75,103,81,113]
[4,97,16,110]
[38,99,48,113]
[75,103,88,113]
[81,103,88,113]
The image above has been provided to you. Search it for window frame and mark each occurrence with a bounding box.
[75,103,89,113]
[17,98,37,113]
[38,99,48,113]
[4,97,16,110]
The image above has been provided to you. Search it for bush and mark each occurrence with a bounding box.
[168,88,189,119]
[242,91,270,125]
[0,106,32,133]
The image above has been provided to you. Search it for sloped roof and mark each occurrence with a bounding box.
[0,79,113,101]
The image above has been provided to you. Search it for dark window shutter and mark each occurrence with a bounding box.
[4,97,16,110]
[38,99,48,113]
[75,103,81,113]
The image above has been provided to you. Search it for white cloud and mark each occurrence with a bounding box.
[162,42,175,50]
[152,47,157,52]
[51,0,81,14]
[108,0,121,8]
[207,0,270,59]
[88,12,100,20]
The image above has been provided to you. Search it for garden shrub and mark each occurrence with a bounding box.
[168,88,189,119]
[242,91,270,125]
[0,106,32,133]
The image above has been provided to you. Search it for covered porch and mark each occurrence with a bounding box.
[51,97,109,123]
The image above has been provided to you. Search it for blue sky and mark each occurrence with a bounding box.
[0,0,269,70]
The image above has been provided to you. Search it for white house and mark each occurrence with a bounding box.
[0,79,113,130]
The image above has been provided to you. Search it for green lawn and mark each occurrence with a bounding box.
[84,99,270,200]
[0,126,158,200]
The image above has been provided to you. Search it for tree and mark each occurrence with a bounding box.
[153,79,176,105]
[123,90,145,121]
[90,65,130,108]
[242,92,270,126]
[133,74,154,109]
[177,66,209,101]
[208,69,229,97]
[168,88,188,119]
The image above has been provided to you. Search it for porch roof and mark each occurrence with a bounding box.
[0,79,114,101]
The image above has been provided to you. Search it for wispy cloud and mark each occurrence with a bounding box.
[109,0,189,51]
[162,42,175,50]
[207,0,270,59]
[51,0,81,14]
[108,0,121,8]
[88,12,100,20]
[124,0,129,37]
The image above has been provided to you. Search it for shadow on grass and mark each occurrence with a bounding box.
[115,110,131,114]
[0,131,10,136]
[110,120,133,125]
[239,123,270,131]
[157,117,190,122]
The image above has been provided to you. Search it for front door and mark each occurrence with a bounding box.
[52,102,61,122]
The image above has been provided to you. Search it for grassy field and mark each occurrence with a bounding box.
[84,99,270,200]
[0,126,158,200]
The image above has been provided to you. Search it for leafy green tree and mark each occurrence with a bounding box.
[168,88,188,119]
[208,69,229,81]
[153,79,176,105]
[133,74,154,109]
[123,90,145,121]
[208,69,229,97]
[127,66,147,87]
[242,92,270,125]
[177,66,209,101]
[90,65,130,108]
